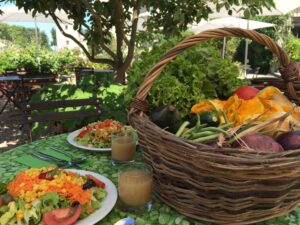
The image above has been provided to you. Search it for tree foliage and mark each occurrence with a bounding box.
[2,0,275,82]
[234,15,292,73]
[0,22,49,48]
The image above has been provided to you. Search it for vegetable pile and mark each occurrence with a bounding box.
[154,85,300,153]
[125,35,248,118]
[75,119,124,148]
[0,167,107,225]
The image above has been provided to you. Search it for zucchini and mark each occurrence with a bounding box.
[150,105,182,133]
[189,111,220,127]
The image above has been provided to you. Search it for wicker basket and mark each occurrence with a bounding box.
[129,28,300,225]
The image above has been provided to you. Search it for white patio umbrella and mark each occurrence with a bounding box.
[0,5,70,23]
[0,5,71,46]
[189,17,275,74]
[190,17,275,32]
[206,0,300,75]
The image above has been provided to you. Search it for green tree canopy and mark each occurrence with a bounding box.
[0,23,50,49]
[1,0,275,83]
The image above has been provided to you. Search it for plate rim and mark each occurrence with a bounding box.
[67,169,118,225]
[67,129,112,152]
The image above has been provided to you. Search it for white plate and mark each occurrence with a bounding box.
[67,169,118,225]
[67,129,112,152]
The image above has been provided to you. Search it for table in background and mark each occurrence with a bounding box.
[0,74,56,114]
[75,68,114,87]
[1,134,299,225]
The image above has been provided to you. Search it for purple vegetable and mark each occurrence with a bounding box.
[233,134,283,153]
[277,131,300,150]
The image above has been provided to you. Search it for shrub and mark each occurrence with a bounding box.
[0,47,19,73]
[284,34,300,61]
[0,45,105,75]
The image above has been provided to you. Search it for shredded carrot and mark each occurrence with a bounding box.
[7,167,93,205]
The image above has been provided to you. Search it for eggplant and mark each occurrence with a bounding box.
[150,105,182,133]
[277,131,300,150]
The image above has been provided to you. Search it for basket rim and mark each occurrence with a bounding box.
[131,113,300,162]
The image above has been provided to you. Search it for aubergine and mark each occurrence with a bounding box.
[277,131,300,150]
[150,105,182,133]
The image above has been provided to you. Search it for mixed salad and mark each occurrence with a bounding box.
[0,166,107,225]
[75,119,125,148]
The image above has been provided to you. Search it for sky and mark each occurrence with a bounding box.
[0,2,56,41]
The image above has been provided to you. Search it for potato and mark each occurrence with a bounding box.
[233,134,283,153]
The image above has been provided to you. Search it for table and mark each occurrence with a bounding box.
[0,75,56,114]
[76,68,114,87]
[0,76,24,113]
[0,134,299,225]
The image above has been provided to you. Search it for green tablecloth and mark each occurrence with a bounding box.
[1,134,300,225]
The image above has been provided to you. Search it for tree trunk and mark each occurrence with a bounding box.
[115,67,126,84]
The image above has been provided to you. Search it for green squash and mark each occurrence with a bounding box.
[150,105,182,133]
[189,111,220,127]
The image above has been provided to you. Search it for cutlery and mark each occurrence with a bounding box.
[48,146,86,164]
[31,153,73,168]
[48,146,75,159]
[31,152,84,168]
[36,151,86,164]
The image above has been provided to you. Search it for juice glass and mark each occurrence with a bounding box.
[111,128,136,165]
[118,162,153,213]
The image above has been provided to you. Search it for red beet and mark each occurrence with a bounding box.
[277,131,300,150]
[233,134,284,153]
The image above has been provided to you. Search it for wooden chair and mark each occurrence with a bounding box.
[0,98,101,142]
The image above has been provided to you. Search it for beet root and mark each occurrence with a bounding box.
[277,131,300,150]
[233,134,284,153]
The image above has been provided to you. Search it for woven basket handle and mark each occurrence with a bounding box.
[130,27,300,114]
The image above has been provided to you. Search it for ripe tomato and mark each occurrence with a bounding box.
[42,203,82,225]
[234,86,259,100]
[86,175,105,189]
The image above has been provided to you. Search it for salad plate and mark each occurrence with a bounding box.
[67,120,137,152]
[68,169,118,225]
[0,167,117,225]
[67,129,112,152]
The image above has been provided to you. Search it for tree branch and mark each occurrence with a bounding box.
[111,0,125,66]
[49,11,114,65]
[123,0,142,70]
[81,0,117,60]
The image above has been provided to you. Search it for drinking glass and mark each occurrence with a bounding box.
[111,128,136,165]
[118,162,153,213]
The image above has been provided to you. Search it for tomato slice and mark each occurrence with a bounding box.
[86,175,105,189]
[42,203,82,225]
[77,129,89,138]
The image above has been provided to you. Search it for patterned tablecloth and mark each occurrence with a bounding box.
[0,134,299,225]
